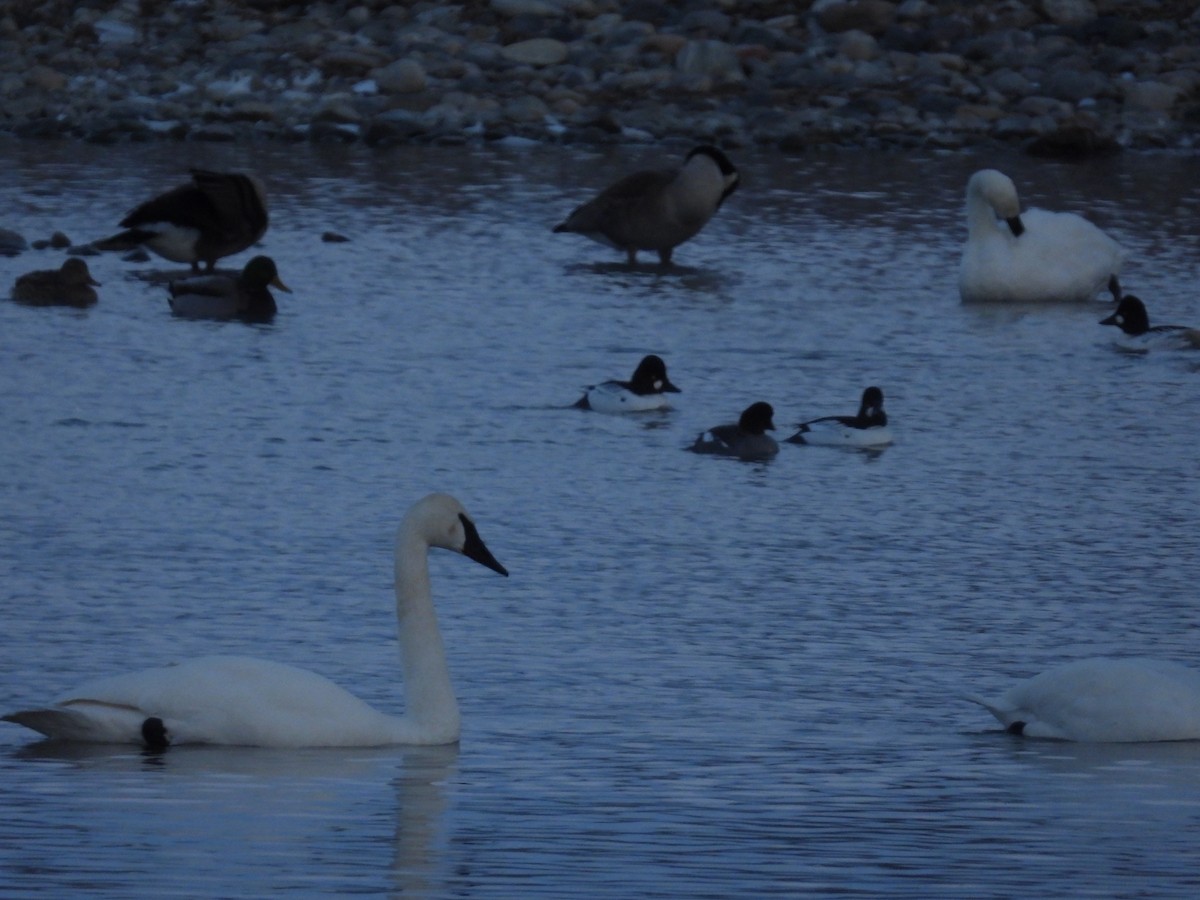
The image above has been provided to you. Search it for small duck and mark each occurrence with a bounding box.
[553,145,739,266]
[573,354,681,413]
[959,169,1124,303]
[168,255,290,322]
[690,401,778,461]
[785,386,893,448]
[11,258,100,307]
[1099,294,1200,349]
[96,169,268,272]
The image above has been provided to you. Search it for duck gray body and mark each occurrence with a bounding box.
[554,146,739,265]
[11,258,100,307]
[691,401,778,461]
[168,255,290,322]
[97,169,268,272]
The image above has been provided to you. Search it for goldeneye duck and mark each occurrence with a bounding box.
[95,169,268,273]
[11,258,100,307]
[573,354,681,413]
[553,145,739,266]
[1099,294,1200,349]
[958,169,1124,304]
[785,386,893,448]
[690,401,778,461]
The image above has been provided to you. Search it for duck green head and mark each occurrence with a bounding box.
[241,255,291,293]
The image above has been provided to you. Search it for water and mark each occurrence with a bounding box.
[2,138,1200,898]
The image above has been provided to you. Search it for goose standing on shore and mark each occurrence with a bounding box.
[2,493,508,748]
[553,145,739,266]
[958,169,1124,303]
[96,169,268,272]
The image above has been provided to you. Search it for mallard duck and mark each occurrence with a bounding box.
[959,169,1124,303]
[573,354,681,413]
[690,401,778,461]
[96,169,268,272]
[553,146,739,265]
[11,258,100,307]
[168,255,290,322]
[785,386,893,448]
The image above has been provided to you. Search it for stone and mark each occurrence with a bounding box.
[1038,0,1097,27]
[839,30,879,62]
[26,65,66,92]
[374,58,427,93]
[676,39,744,84]
[500,38,568,67]
[1122,81,1181,113]
[815,0,897,36]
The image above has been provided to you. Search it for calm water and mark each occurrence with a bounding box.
[1,138,1199,898]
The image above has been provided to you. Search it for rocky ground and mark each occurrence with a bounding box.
[1,0,1198,154]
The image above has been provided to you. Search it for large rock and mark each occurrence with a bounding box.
[501,38,569,66]
[814,0,897,36]
[374,58,427,94]
[676,39,744,83]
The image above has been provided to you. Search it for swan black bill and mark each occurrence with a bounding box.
[459,514,508,576]
[1006,215,1025,237]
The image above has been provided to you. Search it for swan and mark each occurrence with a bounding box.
[573,354,681,413]
[168,255,291,323]
[968,658,1200,742]
[553,145,739,265]
[690,401,779,461]
[11,258,100,307]
[94,169,268,273]
[785,386,892,448]
[958,169,1125,303]
[2,493,508,748]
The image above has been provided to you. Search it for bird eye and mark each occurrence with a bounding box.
[653,379,663,389]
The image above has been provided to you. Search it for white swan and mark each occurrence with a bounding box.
[2,493,508,748]
[958,169,1125,303]
[968,658,1200,742]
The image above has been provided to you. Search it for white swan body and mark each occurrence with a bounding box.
[969,658,1200,742]
[2,493,508,748]
[958,169,1124,303]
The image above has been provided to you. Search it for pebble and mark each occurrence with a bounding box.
[0,0,1194,153]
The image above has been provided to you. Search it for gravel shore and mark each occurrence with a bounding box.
[2,0,1198,154]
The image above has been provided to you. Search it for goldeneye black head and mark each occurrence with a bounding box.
[858,386,885,420]
[739,401,775,435]
[629,354,681,395]
[1100,294,1149,336]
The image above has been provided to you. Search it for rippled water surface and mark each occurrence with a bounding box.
[2,139,1200,898]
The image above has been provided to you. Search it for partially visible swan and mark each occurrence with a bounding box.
[553,145,739,265]
[2,493,508,748]
[785,386,892,448]
[690,401,778,461]
[958,169,1124,303]
[968,658,1200,742]
[573,354,681,413]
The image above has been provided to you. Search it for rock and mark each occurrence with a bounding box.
[501,38,569,66]
[815,0,897,36]
[676,40,744,84]
[1038,0,1097,27]
[321,231,350,243]
[839,30,879,62]
[491,0,563,18]
[374,58,427,93]
[1122,80,1181,113]
[0,228,28,256]
[1025,122,1120,158]
[26,65,66,92]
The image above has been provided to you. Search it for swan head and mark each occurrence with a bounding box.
[407,493,508,576]
[967,169,1023,234]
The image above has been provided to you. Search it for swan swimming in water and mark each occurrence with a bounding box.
[968,658,1200,742]
[2,493,508,748]
[958,169,1125,304]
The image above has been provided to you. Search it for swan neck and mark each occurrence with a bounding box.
[394,530,459,740]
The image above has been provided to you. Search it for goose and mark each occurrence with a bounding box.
[690,401,778,461]
[968,658,1200,742]
[95,169,268,272]
[168,255,290,322]
[573,354,681,413]
[958,169,1124,303]
[785,386,893,448]
[11,258,100,307]
[1099,294,1200,349]
[553,145,739,265]
[1,493,508,748]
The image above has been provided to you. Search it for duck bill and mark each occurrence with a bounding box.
[664,379,682,394]
[459,515,508,576]
[271,275,292,293]
[1098,312,1119,326]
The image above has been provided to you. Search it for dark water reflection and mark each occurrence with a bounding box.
[1,139,1199,897]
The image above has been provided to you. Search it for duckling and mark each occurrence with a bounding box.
[959,169,1124,303]
[168,255,290,323]
[690,401,778,461]
[573,354,681,413]
[1100,294,1200,349]
[96,169,268,272]
[785,386,893,448]
[553,146,739,265]
[11,258,100,307]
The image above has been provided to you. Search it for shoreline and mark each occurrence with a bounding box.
[2,0,1198,155]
